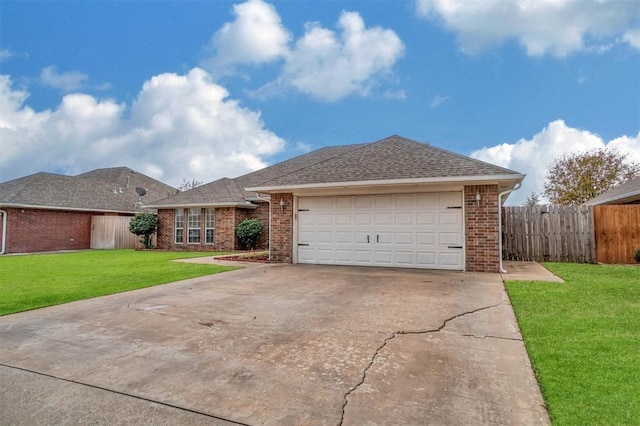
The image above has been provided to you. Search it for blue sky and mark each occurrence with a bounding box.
[1,0,639,204]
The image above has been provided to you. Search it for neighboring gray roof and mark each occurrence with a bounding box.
[250,135,521,189]
[585,176,640,205]
[0,167,177,213]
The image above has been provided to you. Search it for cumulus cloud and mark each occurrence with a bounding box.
[471,120,640,205]
[205,0,290,76]
[415,0,640,56]
[0,69,285,186]
[40,66,89,92]
[204,1,404,101]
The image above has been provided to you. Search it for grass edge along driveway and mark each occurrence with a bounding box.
[505,263,639,426]
[0,250,237,316]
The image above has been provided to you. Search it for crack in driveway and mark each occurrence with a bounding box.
[338,303,502,426]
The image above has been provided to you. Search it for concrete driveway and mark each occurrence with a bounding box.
[0,264,549,425]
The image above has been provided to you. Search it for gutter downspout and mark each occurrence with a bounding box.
[254,193,272,261]
[0,209,7,255]
[498,183,521,273]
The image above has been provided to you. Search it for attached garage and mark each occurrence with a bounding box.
[295,192,464,270]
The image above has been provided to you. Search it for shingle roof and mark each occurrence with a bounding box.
[249,135,521,189]
[148,144,365,207]
[585,176,640,205]
[148,135,523,208]
[0,167,177,212]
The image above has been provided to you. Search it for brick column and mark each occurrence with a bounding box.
[270,193,293,263]
[464,185,500,272]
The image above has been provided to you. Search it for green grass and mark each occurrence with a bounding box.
[505,263,640,425]
[0,250,238,316]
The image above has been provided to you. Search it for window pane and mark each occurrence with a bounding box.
[188,208,201,243]
[175,209,184,244]
[206,229,214,244]
[205,208,215,244]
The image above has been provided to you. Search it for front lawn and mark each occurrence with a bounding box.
[0,250,237,316]
[505,263,640,425]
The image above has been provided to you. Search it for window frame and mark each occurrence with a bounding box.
[187,208,201,244]
[174,209,184,244]
[205,208,215,245]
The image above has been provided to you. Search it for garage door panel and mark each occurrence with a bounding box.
[395,232,413,244]
[440,232,462,246]
[297,193,464,270]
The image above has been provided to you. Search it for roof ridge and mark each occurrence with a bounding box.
[242,141,372,189]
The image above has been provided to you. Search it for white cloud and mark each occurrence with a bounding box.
[471,120,640,205]
[415,0,640,56]
[40,66,89,92]
[0,48,15,62]
[624,28,640,49]
[429,94,449,108]
[0,69,286,186]
[205,0,290,77]
[205,1,405,101]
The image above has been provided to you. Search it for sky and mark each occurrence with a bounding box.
[1,0,639,205]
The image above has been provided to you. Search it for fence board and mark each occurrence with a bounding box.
[594,205,640,264]
[502,205,595,263]
[91,216,142,249]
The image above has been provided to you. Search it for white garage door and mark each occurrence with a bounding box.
[296,192,464,270]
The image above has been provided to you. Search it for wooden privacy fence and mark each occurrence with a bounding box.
[594,205,640,264]
[91,215,146,249]
[502,205,595,263]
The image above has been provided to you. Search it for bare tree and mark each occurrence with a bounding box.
[523,192,541,207]
[178,178,203,192]
[544,149,639,205]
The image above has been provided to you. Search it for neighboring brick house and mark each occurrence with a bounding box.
[149,136,524,272]
[0,167,176,254]
[585,176,640,205]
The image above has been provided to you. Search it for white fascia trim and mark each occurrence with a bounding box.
[1,203,136,214]
[246,174,525,193]
[144,202,259,209]
[585,190,640,206]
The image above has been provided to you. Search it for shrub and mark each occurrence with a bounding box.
[236,218,264,250]
[634,248,640,264]
[129,212,159,249]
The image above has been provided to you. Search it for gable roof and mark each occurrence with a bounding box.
[248,135,522,191]
[585,176,640,205]
[147,135,524,208]
[0,167,177,213]
[147,143,365,208]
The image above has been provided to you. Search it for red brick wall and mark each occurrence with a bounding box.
[464,185,500,272]
[2,208,95,253]
[156,209,175,250]
[270,193,293,263]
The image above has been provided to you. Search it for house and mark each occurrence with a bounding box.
[0,167,177,254]
[148,136,524,272]
[585,176,640,205]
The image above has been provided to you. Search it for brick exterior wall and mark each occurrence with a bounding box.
[464,185,500,273]
[1,208,96,253]
[270,193,293,263]
[156,203,269,252]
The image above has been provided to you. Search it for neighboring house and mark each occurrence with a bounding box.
[0,167,177,254]
[585,176,640,205]
[148,136,524,272]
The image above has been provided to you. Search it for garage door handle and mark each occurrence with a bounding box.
[298,243,310,246]
[367,235,370,243]
[376,234,379,243]
[448,246,463,249]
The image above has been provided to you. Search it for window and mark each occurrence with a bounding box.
[175,209,184,244]
[205,208,215,244]
[188,208,201,243]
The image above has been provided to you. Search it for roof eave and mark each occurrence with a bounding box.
[144,201,259,209]
[0,203,139,214]
[585,189,640,206]
[246,174,526,193]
